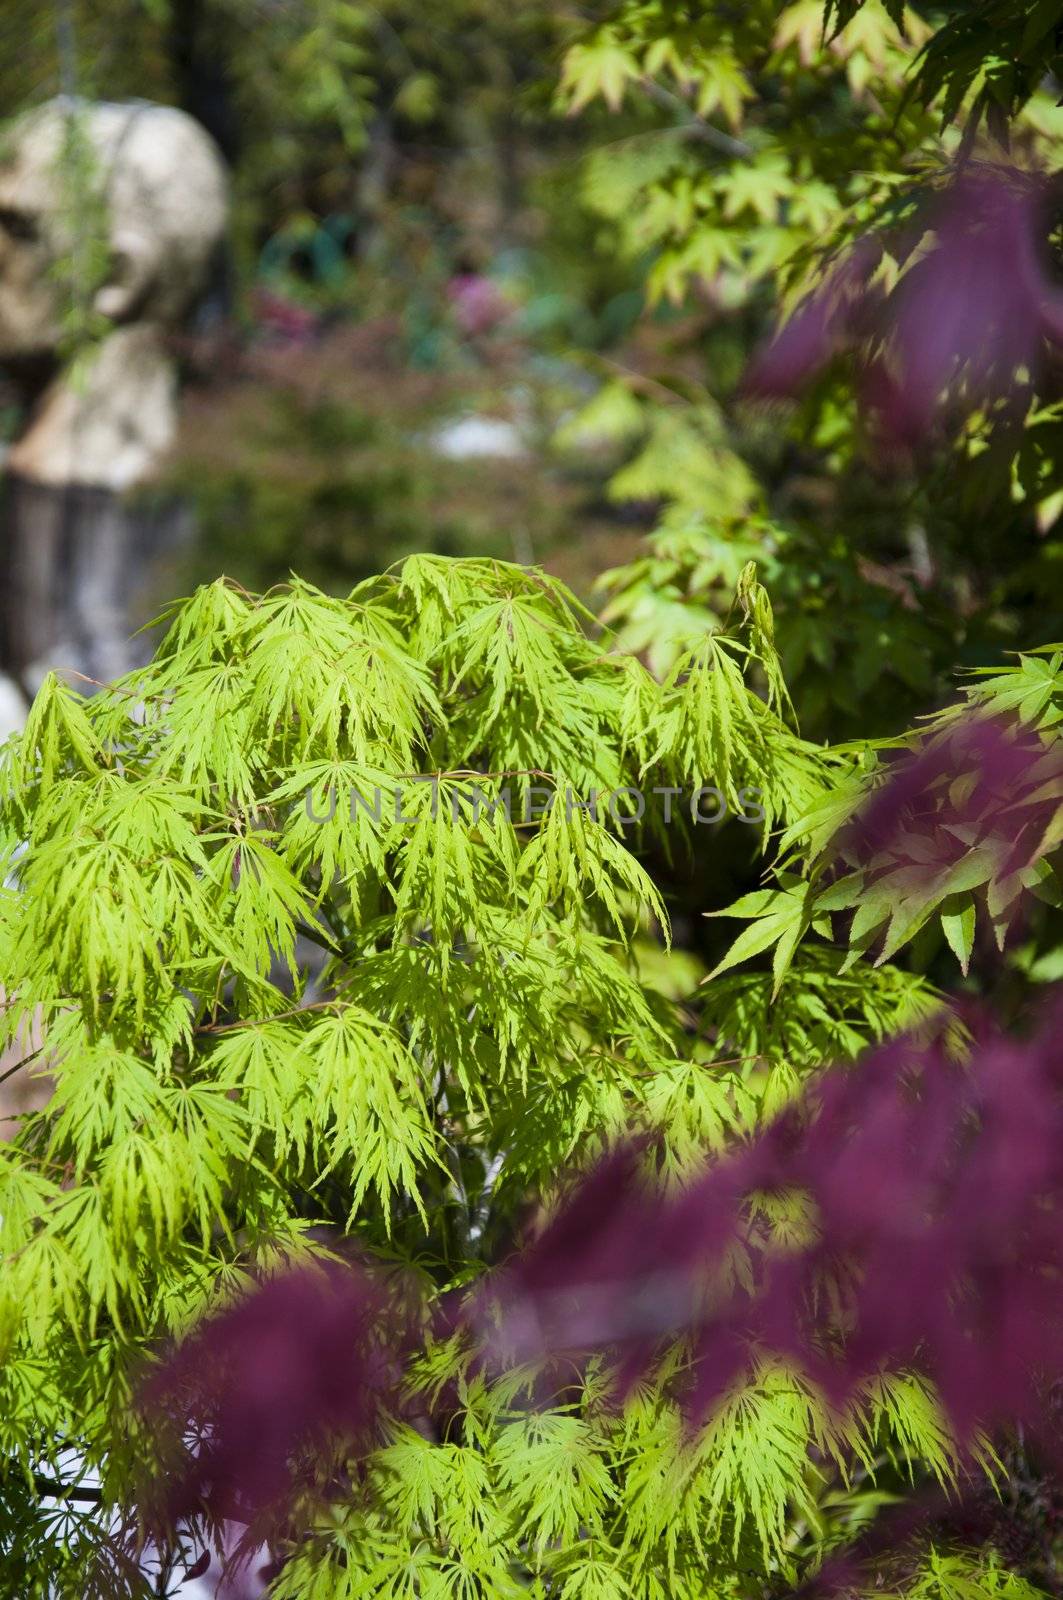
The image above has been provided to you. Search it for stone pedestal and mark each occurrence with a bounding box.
[0,471,193,692]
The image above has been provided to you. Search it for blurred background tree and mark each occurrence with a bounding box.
[5,1,1060,738]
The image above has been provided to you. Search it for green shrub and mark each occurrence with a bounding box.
[3,556,1040,1596]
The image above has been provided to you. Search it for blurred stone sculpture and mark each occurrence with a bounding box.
[0,97,228,694]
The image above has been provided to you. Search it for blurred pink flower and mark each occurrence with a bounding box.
[446,272,513,337]
[250,287,322,346]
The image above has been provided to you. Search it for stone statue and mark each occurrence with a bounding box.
[0,97,228,694]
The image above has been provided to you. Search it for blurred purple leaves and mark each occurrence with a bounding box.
[745,164,1063,447]
[140,1257,415,1536]
[744,236,883,404]
[140,999,1063,1581]
[490,1002,1063,1456]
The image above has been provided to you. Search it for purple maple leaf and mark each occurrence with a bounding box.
[746,164,1063,446]
[139,1256,413,1536]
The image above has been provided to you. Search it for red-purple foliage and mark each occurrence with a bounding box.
[488,1003,1063,1452]
[746,164,1063,445]
[139,1258,412,1529]
[831,715,1063,963]
[744,236,882,401]
[479,718,1063,1438]
[845,717,1055,863]
[140,999,1063,1578]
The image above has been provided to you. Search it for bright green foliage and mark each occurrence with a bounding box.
[557,1,1063,313]
[892,1550,1046,1600]
[3,0,1062,1592]
[825,0,1063,130]
[552,0,1063,740]
[0,557,1004,1595]
[712,649,1063,992]
[558,0,940,311]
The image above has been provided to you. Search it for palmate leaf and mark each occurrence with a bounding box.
[388,778,521,951]
[956,648,1063,730]
[375,1426,459,1535]
[520,791,669,941]
[619,1373,821,1570]
[638,1059,755,1181]
[689,47,751,127]
[609,409,756,512]
[209,1019,319,1165]
[302,1006,440,1223]
[447,593,578,728]
[207,829,310,978]
[494,1413,616,1550]
[152,659,261,806]
[11,831,170,1025]
[147,575,253,667]
[865,1372,960,1488]
[691,1369,823,1563]
[823,0,910,37]
[347,923,555,1102]
[558,31,642,112]
[44,1031,177,1160]
[250,597,438,768]
[558,1555,631,1600]
[903,1549,1046,1600]
[706,880,817,992]
[645,641,773,823]
[11,671,100,794]
[707,950,944,1087]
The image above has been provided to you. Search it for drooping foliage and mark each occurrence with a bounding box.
[1,552,1046,1595]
